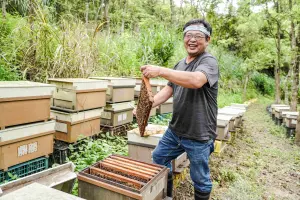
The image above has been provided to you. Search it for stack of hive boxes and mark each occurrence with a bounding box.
[49,78,108,144]
[214,104,247,154]
[89,77,136,132]
[0,81,56,183]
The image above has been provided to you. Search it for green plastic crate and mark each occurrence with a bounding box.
[0,157,48,184]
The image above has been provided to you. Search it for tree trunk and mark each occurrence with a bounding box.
[243,71,250,102]
[2,0,6,18]
[170,0,175,24]
[275,0,281,104]
[290,0,299,111]
[120,0,127,34]
[104,0,110,33]
[295,114,300,146]
[85,1,89,27]
[284,69,291,105]
[95,0,104,21]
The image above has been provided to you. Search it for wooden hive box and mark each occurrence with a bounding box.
[0,81,55,129]
[218,114,234,132]
[101,101,134,127]
[218,108,243,128]
[51,108,103,143]
[274,106,291,119]
[78,154,169,200]
[157,98,173,114]
[127,125,189,173]
[216,116,230,140]
[285,112,299,128]
[271,104,289,115]
[0,121,55,171]
[48,78,108,112]
[89,77,136,103]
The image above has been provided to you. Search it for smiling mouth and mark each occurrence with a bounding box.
[188,44,197,48]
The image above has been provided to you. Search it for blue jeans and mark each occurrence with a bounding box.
[152,128,214,193]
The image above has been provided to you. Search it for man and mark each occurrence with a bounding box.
[140,19,218,200]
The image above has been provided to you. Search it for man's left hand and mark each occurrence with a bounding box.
[140,65,162,78]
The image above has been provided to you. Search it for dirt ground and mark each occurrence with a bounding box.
[174,101,300,200]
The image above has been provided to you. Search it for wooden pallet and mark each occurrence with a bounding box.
[100,123,133,136]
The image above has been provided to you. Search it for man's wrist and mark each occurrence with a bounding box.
[159,67,169,77]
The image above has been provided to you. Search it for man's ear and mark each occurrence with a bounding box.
[206,36,211,42]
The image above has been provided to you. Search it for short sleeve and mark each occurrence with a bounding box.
[194,56,218,87]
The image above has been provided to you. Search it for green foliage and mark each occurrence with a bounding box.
[251,72,275,96]
[149,113,172,126]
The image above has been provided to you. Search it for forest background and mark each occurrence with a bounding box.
[0,0,300,109]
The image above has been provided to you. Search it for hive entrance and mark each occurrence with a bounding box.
[136,76,154,137]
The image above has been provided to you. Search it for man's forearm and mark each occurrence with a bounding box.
[159,68,206,89]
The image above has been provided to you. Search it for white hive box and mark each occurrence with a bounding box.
[89,77,136,103]
[218,114,234,132]
[51,108,103,143]
[230,103,248,110]
[101,101,134,126]
[48,78,108,112]
[274,106,291,119]
[284,112,299,128]
[216,116,229,140]
[0,81,55,129]
[271,104,289,115]
[0,120,55,170]
[127,125,189,173]
[218,108,243,128]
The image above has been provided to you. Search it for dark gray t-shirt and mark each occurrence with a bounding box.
[167,52,219,141]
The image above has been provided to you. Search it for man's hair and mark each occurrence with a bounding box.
[183,19,212,41]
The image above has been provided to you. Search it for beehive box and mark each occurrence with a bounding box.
[51,108,103,143]
[101,102,134,127]
[218,114,234,132]
[230,103,248,110]
[127,125,189,173]
[78,155,168,200]
[218,108,243,128]
[0,121,55,170]
[0,81,55,129]
[271,104,289,115]
[89,77,136,103]
[274,106,291,119]
[216,116,230,140]
[48,78,108,111]
[157,98,173,114]
[285,112,299,128]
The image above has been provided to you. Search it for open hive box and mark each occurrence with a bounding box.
[78,154,168,200]
[101,101,134,127]
[51,108,103,143]
[90,77,136,103]
[0,81,55,129]
[48,78,108,112]
[127,125,189,173]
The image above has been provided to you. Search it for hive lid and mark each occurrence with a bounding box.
[271,104,289,109]
[104,101,135,111]
[48,78,108,91]
[230,103,248,108]
[274,106,290,112]
[136,77,154,137]
[0,81,55,99]
[51,108,103,124]
[0,183,84,200]
[219,108,244,116]
[89,77,136,86]
[0,120,55,145]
